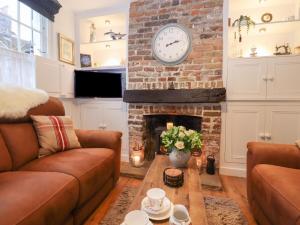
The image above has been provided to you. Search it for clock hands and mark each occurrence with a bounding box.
[166,40,180,48]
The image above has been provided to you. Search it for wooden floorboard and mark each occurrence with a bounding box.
[84,175,257,225]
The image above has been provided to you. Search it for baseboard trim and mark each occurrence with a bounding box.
[220,166,246,178]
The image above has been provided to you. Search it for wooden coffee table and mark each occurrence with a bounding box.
[128,155,208,225]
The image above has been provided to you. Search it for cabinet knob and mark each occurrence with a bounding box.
[265,133,272,140]
[98,124,107,130]
[268,77,274,82]
[263,76,268,81]
[259,133,266,140]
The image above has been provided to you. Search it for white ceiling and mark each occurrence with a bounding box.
[59,0,130,12]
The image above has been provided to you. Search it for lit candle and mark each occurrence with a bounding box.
[132,155,142,167]
[166,122,174,130]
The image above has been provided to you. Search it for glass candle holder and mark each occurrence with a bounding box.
[130,144,145,167]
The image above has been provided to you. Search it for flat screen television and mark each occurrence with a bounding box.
[75,70,123,98]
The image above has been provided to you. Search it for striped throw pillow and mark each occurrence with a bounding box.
[31,116,81,157]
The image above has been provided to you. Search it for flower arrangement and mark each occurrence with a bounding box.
[161,126,202,153]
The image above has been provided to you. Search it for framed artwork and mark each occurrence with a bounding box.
[58,33,74,65]
[80,54,92,67]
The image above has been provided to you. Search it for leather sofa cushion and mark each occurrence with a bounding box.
[252,164,300,225]
[20,148,115,206]
[0,171,78,225]
[0,132,12,171]
[0,123,39,169]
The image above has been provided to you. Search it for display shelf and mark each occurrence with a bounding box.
[229,19,300,36]
[81,39,127,45]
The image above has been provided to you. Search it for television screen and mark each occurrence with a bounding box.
[75,70,123,98]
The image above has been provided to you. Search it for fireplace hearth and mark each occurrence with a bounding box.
[143,114,202,160]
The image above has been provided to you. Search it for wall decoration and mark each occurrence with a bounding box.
[104,30,127,40]
[58,33,74,65]
[80,54,92,67]
[274,44,292,55]
[261,13,273,23]
[232,15,255,42]
[152,23,192,65]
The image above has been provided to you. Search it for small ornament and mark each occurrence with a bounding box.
[90,23,96,43]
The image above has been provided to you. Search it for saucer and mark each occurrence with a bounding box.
[121,222,153,225]
[141,197,171,215]
[141,198,174,221]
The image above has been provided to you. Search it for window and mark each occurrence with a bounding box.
[0,0,48,55]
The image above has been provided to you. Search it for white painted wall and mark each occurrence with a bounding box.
[48,0,75,60]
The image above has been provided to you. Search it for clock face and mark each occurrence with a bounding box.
[152,24,192,65]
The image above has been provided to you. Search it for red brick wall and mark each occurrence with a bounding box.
[128,0,224,165]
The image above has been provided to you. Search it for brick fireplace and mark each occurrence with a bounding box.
[127,0,224,165]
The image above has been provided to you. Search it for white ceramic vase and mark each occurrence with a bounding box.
[169,148,191,168]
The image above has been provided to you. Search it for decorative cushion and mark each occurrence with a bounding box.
[31,116,81,157]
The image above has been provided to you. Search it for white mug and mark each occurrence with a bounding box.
[124,210,149,225]
[146,188,166,211]
[170,204,191,225]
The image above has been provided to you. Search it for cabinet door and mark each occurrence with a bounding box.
[35,56,60,96]
[100,102,127,132]
[80,104,103,130]
[227,59,267,100]
[267,56,300,100]
[59,64,75,98]
[225,104,266,164]
[266,105,300,144]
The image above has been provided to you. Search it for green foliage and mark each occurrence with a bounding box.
[160,126,202,153]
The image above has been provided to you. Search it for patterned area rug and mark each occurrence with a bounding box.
[99,187,248,225]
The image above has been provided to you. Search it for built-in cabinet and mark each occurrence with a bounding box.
[222,102,300,167]
[35,56,74,98]
[222,56,300,177]
[227,56,300,100]
[222,0,300,177]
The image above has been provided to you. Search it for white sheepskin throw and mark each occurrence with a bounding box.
[0,85,49,119]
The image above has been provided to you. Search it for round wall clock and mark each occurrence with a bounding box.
[261,13,273,23]
[152,23,192,65]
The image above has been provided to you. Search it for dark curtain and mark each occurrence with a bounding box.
[18,0,62,22]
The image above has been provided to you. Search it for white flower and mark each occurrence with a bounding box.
[179,132,185,138]
[160,131,167,137]
[179,126,186,131]
[175,141,185,150]
[185,129,195,136]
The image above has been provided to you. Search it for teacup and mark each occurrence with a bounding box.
[146,188,166,211]
[169,204,191,225]
[124,210,149,225]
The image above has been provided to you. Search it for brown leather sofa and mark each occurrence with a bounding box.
[247,142,300,225]
[0,97,122,225]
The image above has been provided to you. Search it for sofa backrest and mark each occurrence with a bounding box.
[0,97,65,170]
[0,132,12,171]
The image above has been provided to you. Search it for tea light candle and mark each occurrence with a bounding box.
[166,122,174,130]
[132,155,142,166]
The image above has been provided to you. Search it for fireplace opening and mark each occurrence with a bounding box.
[143,115,202,160]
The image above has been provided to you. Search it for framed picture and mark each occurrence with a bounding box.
[80,54,92,67]
[58,33,74,65]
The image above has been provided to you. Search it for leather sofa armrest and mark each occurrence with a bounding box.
[247,142,300,171]
[75,129,122,183]
[247,142,300,205]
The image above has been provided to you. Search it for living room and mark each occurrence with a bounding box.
[0,0,299,225]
